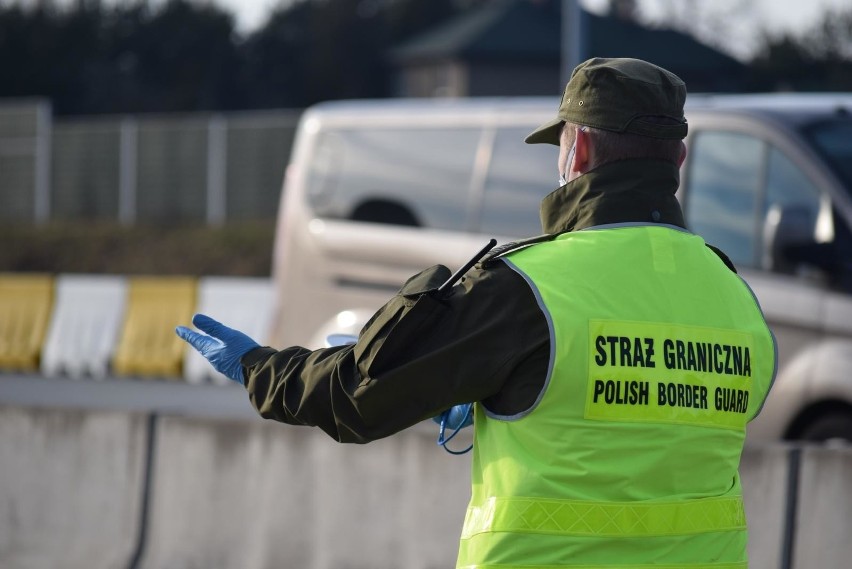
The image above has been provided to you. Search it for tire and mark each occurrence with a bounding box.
[798,412,852,443]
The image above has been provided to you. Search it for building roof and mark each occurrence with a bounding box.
[390,0,744,78]
[390,0,560,63]
[585,15,742,74]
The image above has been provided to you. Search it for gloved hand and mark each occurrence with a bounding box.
[175,314,260,385]
[432,403,474,430]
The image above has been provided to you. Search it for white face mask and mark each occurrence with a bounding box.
[559,141,577,186]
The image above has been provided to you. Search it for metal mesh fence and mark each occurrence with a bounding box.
[52,119,122,220]
[0,153,35,221]
[0,101,44,222]
[0,102,42,137]
[0,100,302,224]
[226,111,300,220]
[137,116,209,223]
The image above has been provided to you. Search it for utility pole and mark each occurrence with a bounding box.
[561,0,584,87]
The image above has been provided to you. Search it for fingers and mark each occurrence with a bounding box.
[175,325,220,353]
[191,313,232,339]
[175,325,193,342]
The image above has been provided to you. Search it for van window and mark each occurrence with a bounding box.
[804,119,852,194]
[479,126,557,237]
[305,127,481,230]
[686,130,825,269]
[685,131,764,267]
[763,146,824,243]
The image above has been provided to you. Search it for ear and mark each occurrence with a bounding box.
[677,141,687,167]
[571,127,591,173]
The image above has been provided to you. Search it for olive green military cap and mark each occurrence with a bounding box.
[525,57,688,145]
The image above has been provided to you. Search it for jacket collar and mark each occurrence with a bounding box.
[539,159,686,234]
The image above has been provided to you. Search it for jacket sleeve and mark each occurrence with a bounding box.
[241,260,550,443]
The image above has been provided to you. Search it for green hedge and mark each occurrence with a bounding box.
[0,222,275,276]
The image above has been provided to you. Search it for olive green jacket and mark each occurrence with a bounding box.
[241,159,703,443]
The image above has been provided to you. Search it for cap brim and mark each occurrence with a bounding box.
[524,118,564,145]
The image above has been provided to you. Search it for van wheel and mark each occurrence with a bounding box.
[351,199,420,227]
[798,412,852,444]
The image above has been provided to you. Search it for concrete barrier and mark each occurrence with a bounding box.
[1,403,851,569]
[136,416,468,569]
[0,407,148,569]
[741,443,791,569]
[40,275,127,379]
[1,275,277,383]
[111,277,197,378]
[0,274,54,372]
[794,445,852,568]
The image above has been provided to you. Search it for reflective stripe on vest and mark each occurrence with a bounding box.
[456,562,748,569]
[461,496,745,539]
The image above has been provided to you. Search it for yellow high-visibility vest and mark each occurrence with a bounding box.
[457,225,777,569]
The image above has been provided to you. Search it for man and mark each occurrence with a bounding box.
[178,58,777,568]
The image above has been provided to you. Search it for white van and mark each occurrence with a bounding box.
[270,94,852,443]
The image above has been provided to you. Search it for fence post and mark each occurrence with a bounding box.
[33,102,52,225]
[206,115,227,226]
[119,118,138,225]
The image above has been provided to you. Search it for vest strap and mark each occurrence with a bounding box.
[461,496,746,539]
[456,561,748,569]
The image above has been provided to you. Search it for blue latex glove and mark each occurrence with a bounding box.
[432,403,474,430]
[175,314,260,385]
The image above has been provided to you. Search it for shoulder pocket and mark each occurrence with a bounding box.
[355,265,451,377]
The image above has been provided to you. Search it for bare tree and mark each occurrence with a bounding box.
[802,7,852,59]
[606,0,638,21]
[751,6,852,91]
[642,0,756,59]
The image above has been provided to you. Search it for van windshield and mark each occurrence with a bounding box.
[803,118,852,196]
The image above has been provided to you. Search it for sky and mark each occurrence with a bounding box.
[210,0,849,60]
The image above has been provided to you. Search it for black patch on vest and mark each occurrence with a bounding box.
[479,234,559,268]
[706,244,737,274]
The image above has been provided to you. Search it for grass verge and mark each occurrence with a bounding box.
[0,221,275,276]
